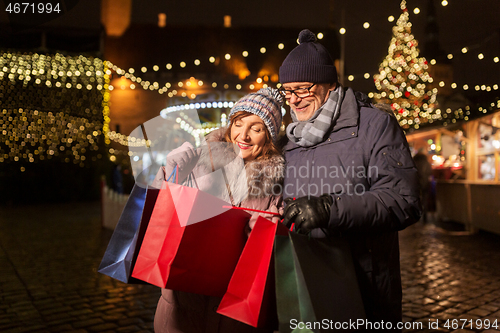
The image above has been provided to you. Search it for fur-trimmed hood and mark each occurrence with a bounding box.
[195,128,285,200]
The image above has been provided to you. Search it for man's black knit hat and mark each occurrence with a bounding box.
[279,29,338,84]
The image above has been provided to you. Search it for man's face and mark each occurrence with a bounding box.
[282,82,336,121]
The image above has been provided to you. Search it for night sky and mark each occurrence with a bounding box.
[1,0,499,94]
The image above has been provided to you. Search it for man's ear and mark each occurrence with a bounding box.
[328,83,337,92]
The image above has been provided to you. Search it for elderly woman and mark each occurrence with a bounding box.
[154,87,284,333]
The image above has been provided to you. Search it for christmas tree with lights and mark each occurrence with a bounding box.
[374,0,437,130]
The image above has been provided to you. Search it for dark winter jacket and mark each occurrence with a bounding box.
[154,128,285,333]
[282,88,421,325]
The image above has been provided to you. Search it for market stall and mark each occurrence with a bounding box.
[406,110,500,234]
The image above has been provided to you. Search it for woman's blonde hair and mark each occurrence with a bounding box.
[224,111,280,160]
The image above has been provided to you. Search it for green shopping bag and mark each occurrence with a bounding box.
[274,232,366,333]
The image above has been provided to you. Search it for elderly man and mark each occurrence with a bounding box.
[279,29,421,329]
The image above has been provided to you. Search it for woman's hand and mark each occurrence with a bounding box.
[165,142,200,182]
[246,205,280,236]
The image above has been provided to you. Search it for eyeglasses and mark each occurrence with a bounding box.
[279,83,316,99]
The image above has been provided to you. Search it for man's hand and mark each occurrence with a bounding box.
[282,194,333,234]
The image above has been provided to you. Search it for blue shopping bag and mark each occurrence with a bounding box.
[98,165,177,283]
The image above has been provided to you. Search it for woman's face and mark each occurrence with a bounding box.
[230,114,268,162]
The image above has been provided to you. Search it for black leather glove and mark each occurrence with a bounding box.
[282,194,333,234]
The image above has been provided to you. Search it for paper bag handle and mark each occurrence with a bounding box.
[222,205,281,216]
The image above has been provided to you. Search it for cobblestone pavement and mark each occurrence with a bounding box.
[399,219,500,332]
[1,202,500,332]
[0,202,159,333]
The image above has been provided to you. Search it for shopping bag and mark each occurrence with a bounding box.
[131,179,251,297]
[98,184,159,283]
[274,232,366,333]
[217,216,288,327]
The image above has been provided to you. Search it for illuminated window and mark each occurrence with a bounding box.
[158,13,166,28]
[224,15,231,28]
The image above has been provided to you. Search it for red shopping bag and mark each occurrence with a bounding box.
[131,180,251,297]
[217,216,288,327]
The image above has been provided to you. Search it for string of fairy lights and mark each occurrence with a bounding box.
[105,0,498,134]
[106,44,499,97]
[106,53,499,133]
[106,60,277,99]
[103,2,499,91]
[102,0,499,98]
[0,52,106,167]
[102,61,111,145]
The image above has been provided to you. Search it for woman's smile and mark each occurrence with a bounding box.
[236,142,252,149]
[230,114,267,161]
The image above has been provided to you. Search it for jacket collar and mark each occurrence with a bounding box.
[331,88,359,132]
[284,87,360,151]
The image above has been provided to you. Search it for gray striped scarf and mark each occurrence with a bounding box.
[286,85,344,147]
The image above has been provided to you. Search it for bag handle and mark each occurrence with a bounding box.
[222,205,281,216]
[185,172,199,189]
[166,164,199,189]
[207,141,235,206]
[167,165,178,184]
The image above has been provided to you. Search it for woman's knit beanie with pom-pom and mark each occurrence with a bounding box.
[228,87,283,142]
[279,29,338,84]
